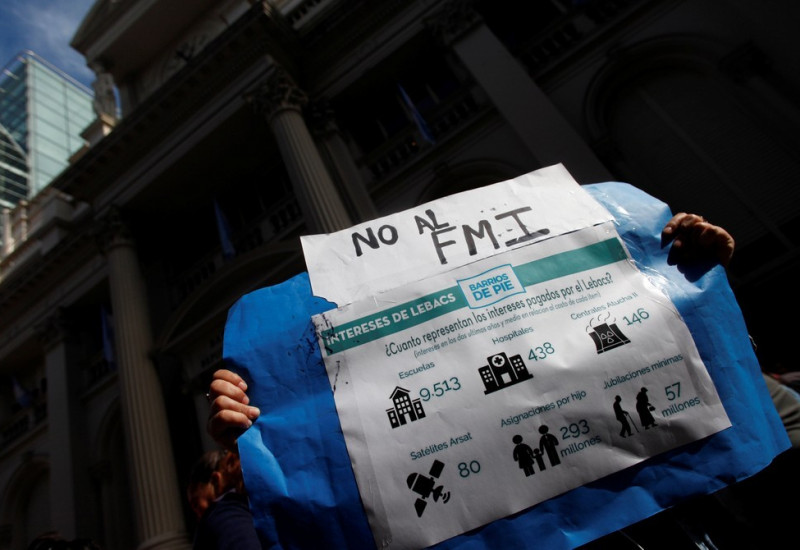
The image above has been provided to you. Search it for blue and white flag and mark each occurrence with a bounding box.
[101,305,116,369]
[214,199,236,260]
[397,83,436,144]
[11,376,31,408]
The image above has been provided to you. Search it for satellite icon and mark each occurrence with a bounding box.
[406,459,450,517]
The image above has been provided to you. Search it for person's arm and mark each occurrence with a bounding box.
[207,369,260,452]
[775,371,800,387]
[661,212,734,268]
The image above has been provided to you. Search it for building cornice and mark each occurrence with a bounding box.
[55,2,298,204]
[71,0,219,83]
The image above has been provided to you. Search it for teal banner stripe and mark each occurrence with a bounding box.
[321,237,627,355]
[513,238,627,287]
[320,289,464,355]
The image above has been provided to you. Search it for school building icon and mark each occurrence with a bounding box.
[387,386,426,428]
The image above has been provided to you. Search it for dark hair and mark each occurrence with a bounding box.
[188,449,226,486]
[217,451,245,495]
[188,448,245,501]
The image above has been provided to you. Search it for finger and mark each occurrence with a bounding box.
[662,212,690,239]
[209,377,250,405]
[713,230,734,267]
[676,213,705,234]
[209,394,260,420]
[212,368,248,391]
[209,407,257,432]
[663,213,706,255]
[695,224,734,265]
[662,213,704,246]
[666,239,685,265]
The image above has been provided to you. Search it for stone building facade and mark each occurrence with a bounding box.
[1,0,798,548]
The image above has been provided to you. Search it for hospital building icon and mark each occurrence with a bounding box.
[479,352,533,394]
[387,386,426,428]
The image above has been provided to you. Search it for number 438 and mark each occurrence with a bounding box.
[529,342,555,361]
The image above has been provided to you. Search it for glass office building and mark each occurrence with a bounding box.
[0,51,93,208]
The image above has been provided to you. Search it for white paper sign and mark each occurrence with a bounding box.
[301,166,730,548]
[311,223,730,550]
[301,164,612,305]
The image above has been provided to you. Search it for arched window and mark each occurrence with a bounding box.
[586,38,800,365]
[0,457,49,550]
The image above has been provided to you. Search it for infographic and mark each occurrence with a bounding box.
[311,219,730,550]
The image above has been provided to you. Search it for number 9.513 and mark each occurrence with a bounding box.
[420,377,461,401]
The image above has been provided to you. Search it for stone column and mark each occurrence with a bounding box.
[428,0,611,183]
[97,208,190,550]
[247,66,353,233]
[37,308,90,540]
[308,98,378,223]
[1,207,11,256]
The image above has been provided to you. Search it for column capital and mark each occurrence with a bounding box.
[246,66,308,122]
[426,0,482,46]
[95,206,134,253]
[35,307,72,350]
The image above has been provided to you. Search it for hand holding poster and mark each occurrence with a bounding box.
[225,165,789,549]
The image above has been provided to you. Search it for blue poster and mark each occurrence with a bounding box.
[224,181,788,549]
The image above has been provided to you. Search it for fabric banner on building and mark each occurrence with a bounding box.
[226,178,789,549]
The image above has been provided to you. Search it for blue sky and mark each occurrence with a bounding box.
[0,0,97,90]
